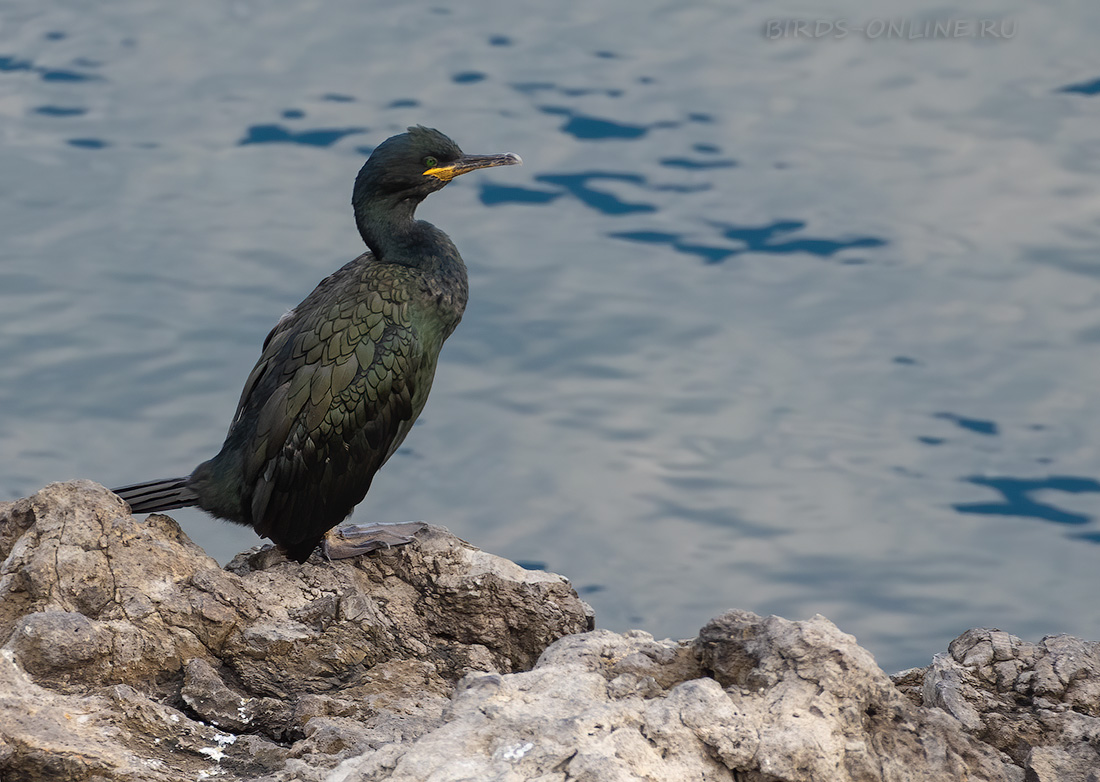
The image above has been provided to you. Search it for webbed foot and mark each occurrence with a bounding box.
[322,521,428,560]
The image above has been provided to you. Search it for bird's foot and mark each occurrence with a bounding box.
[322,521,428,560]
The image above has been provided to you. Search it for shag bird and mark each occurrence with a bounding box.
[112,126,521,562]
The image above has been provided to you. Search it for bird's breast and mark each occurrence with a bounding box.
[411,266,468,339]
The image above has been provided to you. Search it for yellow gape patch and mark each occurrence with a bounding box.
[422,164,458,182]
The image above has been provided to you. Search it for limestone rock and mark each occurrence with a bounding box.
[320,612,1014,781]
[1,482,1097,781]
[693,610,1016,780]
[900,627,1100,782]
[0,481,591,780]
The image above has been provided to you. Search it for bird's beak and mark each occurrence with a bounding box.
[423,152,523,182]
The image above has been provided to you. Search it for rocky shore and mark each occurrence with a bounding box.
[0,481,1097,781]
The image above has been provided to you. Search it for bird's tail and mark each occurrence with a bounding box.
[112,477,199,514]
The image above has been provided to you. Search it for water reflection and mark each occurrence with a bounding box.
[512,82,623,98]
[611,220,888,264]
[932,412,999,436]
[658,157,737,170]
[1057,77,1100,95]
[539,172,655,214]
[540,108,653,140]
[66,138,109,149]
[954,476,1100,528]
[238,124,366,147]
[0,54,101,83]
[34,106,87,116]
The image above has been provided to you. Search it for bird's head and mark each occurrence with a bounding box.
[353,126,521,206]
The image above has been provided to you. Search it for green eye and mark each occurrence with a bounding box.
[423,156,439,168]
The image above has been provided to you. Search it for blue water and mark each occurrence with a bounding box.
[3,1,1100,673]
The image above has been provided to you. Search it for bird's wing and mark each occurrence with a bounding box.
[231,262,424,555]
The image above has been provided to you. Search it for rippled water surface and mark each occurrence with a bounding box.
[3,1,1100,672]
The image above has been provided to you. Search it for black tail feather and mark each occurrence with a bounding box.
[112,477,199,514]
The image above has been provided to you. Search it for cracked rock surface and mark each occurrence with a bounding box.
[894,627,1100,782]
[0,481,591,781]
[0,481,1096,781]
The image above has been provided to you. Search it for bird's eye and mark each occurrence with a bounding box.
[423,156,439,169]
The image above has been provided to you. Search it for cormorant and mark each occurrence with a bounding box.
[112,126,521,562]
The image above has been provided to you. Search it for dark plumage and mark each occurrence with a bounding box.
[113,126,521,562]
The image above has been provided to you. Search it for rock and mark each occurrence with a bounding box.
[323,614,1015,782]
[0,481,592,780]
[1026,745,1100,782]
[0,482,1097,781]
[692,610,1013,780]
[899,627,1100,782]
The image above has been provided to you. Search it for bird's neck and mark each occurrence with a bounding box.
[354,196,459,271]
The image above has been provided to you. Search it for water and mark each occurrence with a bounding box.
[3,0,1099,673]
